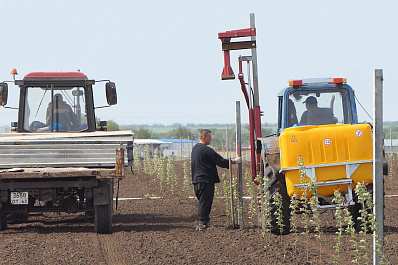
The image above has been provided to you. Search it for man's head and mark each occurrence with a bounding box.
[303,96,317,109]
[199,129,212,145]
[54,93,63,102]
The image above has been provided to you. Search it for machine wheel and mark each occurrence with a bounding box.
[260,152,291,235]
[350,184,374,232]
[7,213,29,224]
[94,179,114,234]
[383,149,388,176]
[0,210,7,231]
[94,205,112,234]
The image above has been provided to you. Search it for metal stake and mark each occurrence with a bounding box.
[373,69,384,264]
[236,101,243,229]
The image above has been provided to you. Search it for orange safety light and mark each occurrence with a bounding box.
[332,78,347,84]
[11,68,18,80]
[288,80,303,87]
[10,68,18,75]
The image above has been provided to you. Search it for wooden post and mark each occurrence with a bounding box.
[115,143,125,177]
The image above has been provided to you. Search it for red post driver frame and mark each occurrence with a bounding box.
[218,13,262,182]
[220,38,235,80]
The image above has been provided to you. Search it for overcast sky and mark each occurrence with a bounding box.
[1,0,397,126]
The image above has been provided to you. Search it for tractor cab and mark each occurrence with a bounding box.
[0,71,117,133]
[277,78,358,135]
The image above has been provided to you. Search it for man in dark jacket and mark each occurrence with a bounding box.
[46,94,79,130]
[191,129,241,231]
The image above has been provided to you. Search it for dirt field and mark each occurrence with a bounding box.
[0,159,397,265]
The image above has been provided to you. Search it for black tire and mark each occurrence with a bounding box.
[260,152,291,235]
[383,150,388,176]
[0,211,7,231]
[7,213,29,224]
[349,202,362,232]
[94,179,114,234]
[94,205,112,234]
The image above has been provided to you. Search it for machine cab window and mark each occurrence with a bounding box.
[24,87,87,132]
[282,78,355,130]
[287,90,351,127]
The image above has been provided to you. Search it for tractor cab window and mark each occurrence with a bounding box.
[286,89,352,128]
[24,87,87,132]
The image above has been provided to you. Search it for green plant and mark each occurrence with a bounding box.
[182,161,191,195]
[387,153,396,181]
[344,203,360,264]
[258,172,272,243]
[233,173,243,228]
[133,146,141,173]
[308,176,323,262]
[221,172,231,221]
[153,148,166,190]
[273,191,284,243]
[214,183,220,208]
[354,182,371,263]
[143,145,153,175]
[297,154,311,263]
[144,193,158,198]
[153,148,159,175]
[354,182,389,264]
[332,189,344,264]
[166,154,177,194]
[289,192,300,253]
[245,170,257,227]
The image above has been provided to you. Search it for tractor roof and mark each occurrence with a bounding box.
[24,72,88,79]
[16,71,94,87]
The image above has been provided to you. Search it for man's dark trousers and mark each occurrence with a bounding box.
[194,182,215,223]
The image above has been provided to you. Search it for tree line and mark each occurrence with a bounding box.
[105,121,276,149]
[104,119,398,148]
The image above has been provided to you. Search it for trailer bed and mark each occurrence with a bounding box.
[0,131,134,169]
[0,167,119,180]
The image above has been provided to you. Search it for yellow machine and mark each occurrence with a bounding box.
[280,123,373,198]
[258,78,383,234]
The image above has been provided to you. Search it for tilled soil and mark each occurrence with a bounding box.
[0,160,398,265]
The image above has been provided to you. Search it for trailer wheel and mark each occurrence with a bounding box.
[0,211,7,231]
[94,205,112,234]
[7,213,29,224]
[260,152,291,235]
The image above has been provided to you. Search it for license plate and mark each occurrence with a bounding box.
[11,192,29,205]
